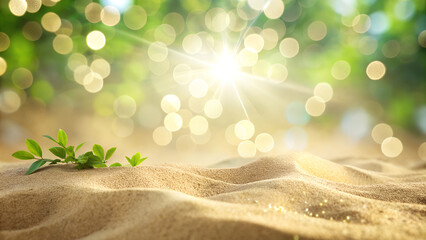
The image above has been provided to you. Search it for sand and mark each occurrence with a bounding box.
[0,152,425,240]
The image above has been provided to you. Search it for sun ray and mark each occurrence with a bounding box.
[238,71,312,94]
[116,29,213,67]
[230,80,250,120]
[231,1,270,56]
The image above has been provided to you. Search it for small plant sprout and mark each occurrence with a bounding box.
[11,129,147,175]
[126,152,147,167]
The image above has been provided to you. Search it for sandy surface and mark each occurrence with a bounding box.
[0,152,425,240]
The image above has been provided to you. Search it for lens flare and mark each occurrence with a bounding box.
[211,53,240,84]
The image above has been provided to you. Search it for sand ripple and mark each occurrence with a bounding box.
[1,153,425,239]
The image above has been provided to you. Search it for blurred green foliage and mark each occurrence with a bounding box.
[0,0,425,135]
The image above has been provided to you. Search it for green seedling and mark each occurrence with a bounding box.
[125,152,147,167]
[12,129,147,175]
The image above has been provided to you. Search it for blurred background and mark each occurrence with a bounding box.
[0,0,425,166]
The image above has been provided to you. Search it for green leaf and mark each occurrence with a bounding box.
[65,146,75,157]
[43,135,58,144]
[92,144,105,160]
[109,162,122,167]
[128,152,142,167]
[26,139,42,158]
[49,147,66,159]
[87,155,103,165]
[65,156,75,163]
[78,151,92,159]
[58,129,68,147]
[125,156,133,166]
[94,163,107,168]
[75,142,86,152]
[132,152,141,161]
[12,151,35,160]
[77,157,88,164]
[105,147,116,160]
[26,160,47,175]
[134,157,147,167]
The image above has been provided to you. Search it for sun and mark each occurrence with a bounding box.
[211,53,240,84]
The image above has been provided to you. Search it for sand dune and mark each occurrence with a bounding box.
[1,152,425,240]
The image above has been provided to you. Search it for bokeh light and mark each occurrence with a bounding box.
[279,38,299,58]
[331,60,351,80]
[238,140,256,158]
[308,21,327,41]
[238,48,258,66]
[244,34,264,53]
[148,42,168,62]
[0,0,424,164]
[86,31,106,50]
[114,95,137,118]
[340,109,371,142]
[182,34,202,54]
[371,123,393,144]
[91,58,111,78]
[366,61,386,80]
[161,94,180,113]
[9,0,27,16]
[0,90,21,113]
[352,14,371,33]
[12,68,33,89]
[53,34,73,55]
[381,137,403,158]
[268,64,288,82]
[101,6,121,26]
[22,22,43,41]
[189,79,209,98]
[305,96,326,117]
[41,12,61,32]
[0,33,11,52]
[85,3,103,23]
[255,133,274,153]
[124,6,147,30]
[264,0,284,19]
[83,72,104,93]
[189,115,209,135]
[0,57,7,76]
[164,113,183,132]
[286,102,310,125]
[313,83,333,102]
[153,126,172,146]
[235,120,255,140]
[204,99,223,119]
